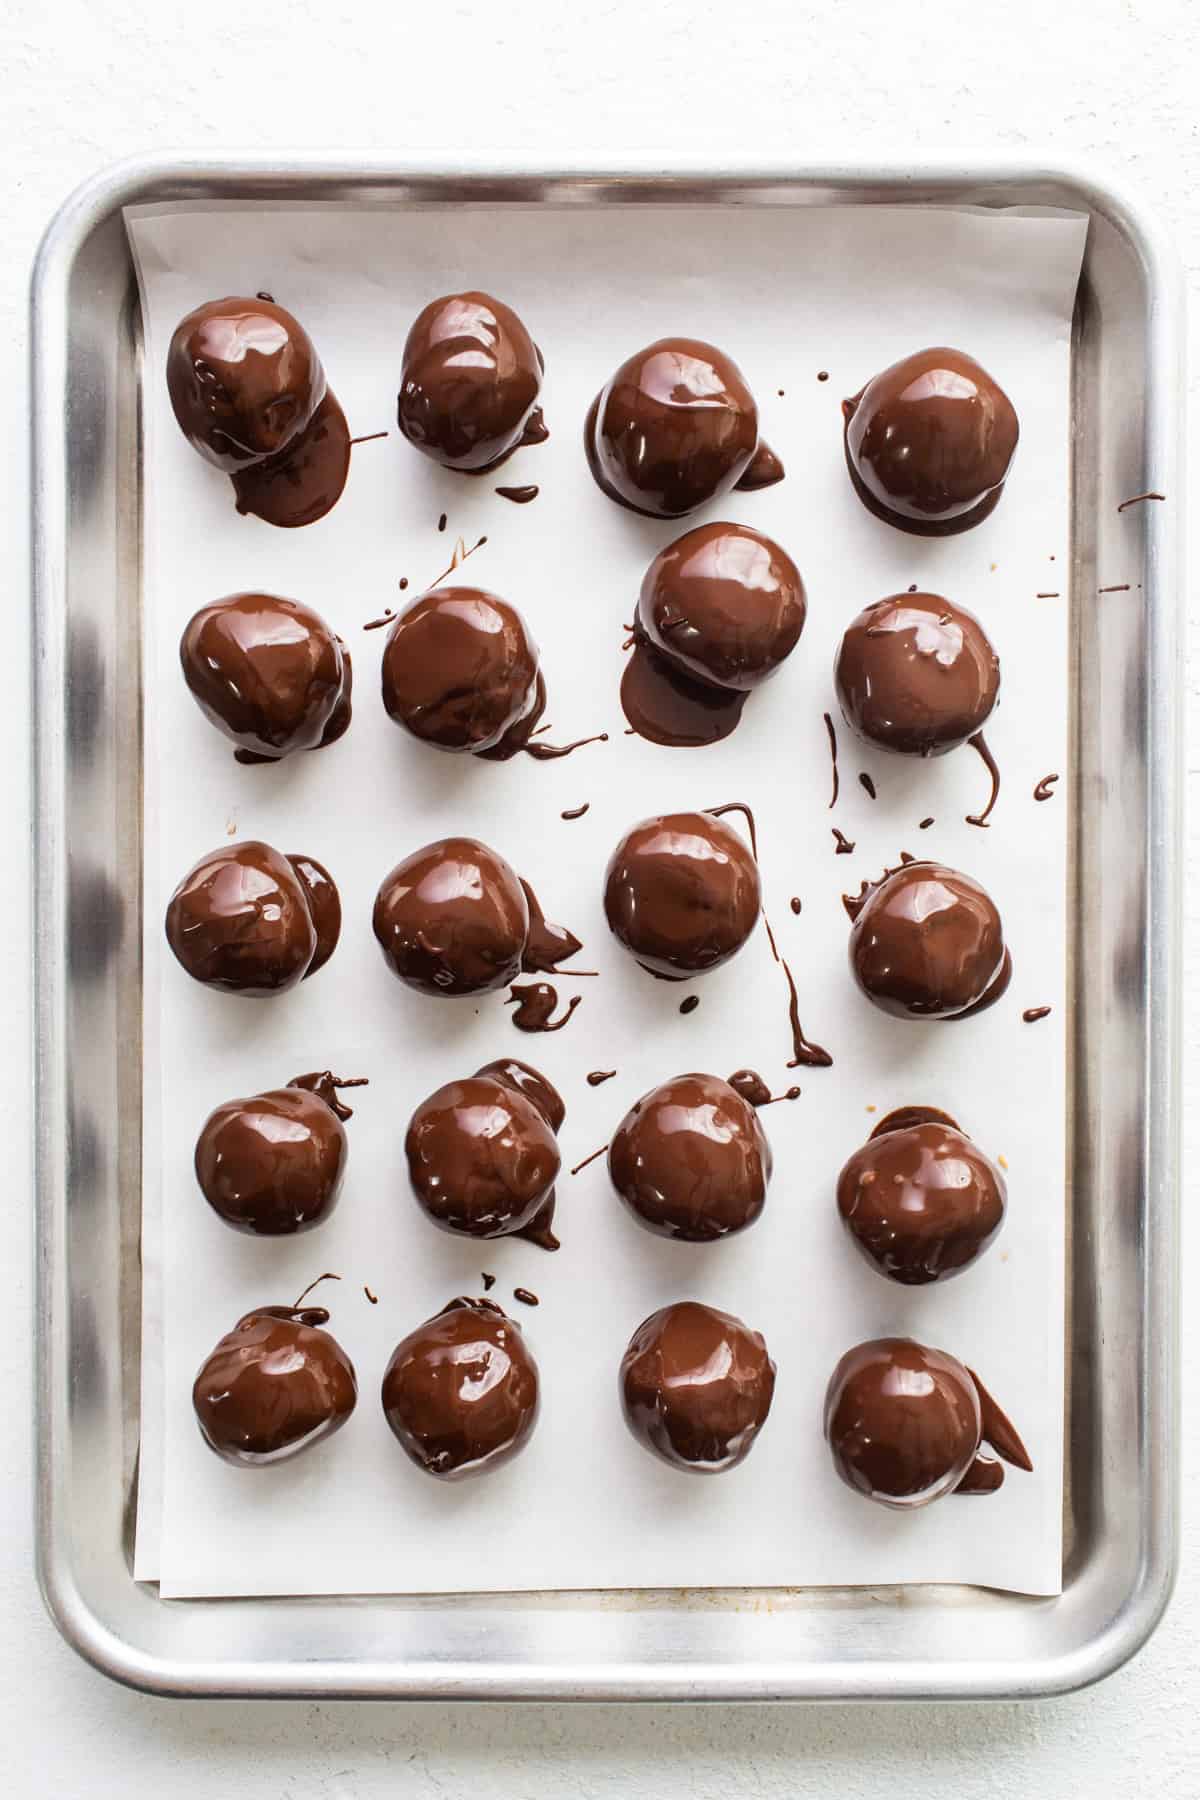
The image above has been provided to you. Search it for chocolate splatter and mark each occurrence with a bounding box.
[513,1287,539,1307]
[919,817,935,829]
[437,512,447,532]
[587,1070,617,1087]
[1034,773,1059,802]
[561,803,590,820]
[364,1286,378,1304]
[362,610,395,631]
[398,577,409,591]
[525,732,608,763]
[679,995,700,1015]
[1023,1005,1052,1023]
[790,897,802,914]
[481,1272,496,1291]
[570,1145,607,1176]
[1098,584,1131,594]
[817,370,829,382]
[1117,491,1166,512]
[506,983,581,1032]
[832,828,855,854]
[1036,591,1060,599]
[255,291,275,302]
[858,772,876,799]
[349,430,388,447]
[495,484,539,504]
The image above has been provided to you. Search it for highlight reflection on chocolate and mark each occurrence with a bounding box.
[585,338,783,518]
[193,1300,357,1466]
[195,1071,366,1236]
[165,840,341,994]
[620,1301,776,1472]
[380,587,544,756]
[846,859,1011,1020]
[373,839,581,997]
[834,592,999,757]
[842,347,1019,536]
[837,1108,1006,1283]
[397,292,547,473]
[406,1062,564,1248]
[167,297,350,527]
[381,1297,539,1478]
[824,1337,1032,1507]
[622,522,806,747]
[604,810,761,978]
[180,592,352,762]
[609,1073,772,1240]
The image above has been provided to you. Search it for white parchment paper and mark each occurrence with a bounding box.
[128,200,1084,1598]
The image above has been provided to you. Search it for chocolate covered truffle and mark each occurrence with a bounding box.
[846,859,1010,1020]
[193,1297,357,1466]
[195,1071,365,1236]
[837,1107,1006,1283]
[180,592,352,763]
[165,839,341,994]
[620,1301,775,1472]
[622,523,806,747]
[166,296,350,527]
[604,810,761,978]
[609,1073,772,1240]
[381,587,543,757]
[842,347,1019,535]
[406,1069,561,1243]
[381,1297,539,1478]
[373,838,580,997]
[834,592,999,757]
[824,1337,1032,1507]
[585,337,783,518]
[397,292,547,473]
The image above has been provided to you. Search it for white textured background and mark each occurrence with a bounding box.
[4,0,1195,1794]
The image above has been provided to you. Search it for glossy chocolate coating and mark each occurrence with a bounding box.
[604,811,761,978]
[180,592,352,761]
[195,1081,349,1236]
[381,1297,539,1478]
[164,840,339,994]
[620,1301,775,1472]
[843,348,1019,535]
[373,837,528,996]
[636,521,806,692]
[609,1073,772,1240]
[834,592,999,756]
[837,1118,1006,1283]
[849,861,1007,1020]
[397,292,545,473]
[193,1305,357,1466]
[406,1074,560,1239]
[380,587,541,754]
[167,297,325,472]
[585,338,783,518]
[229,392,352,529]
[474,1057,566,1132]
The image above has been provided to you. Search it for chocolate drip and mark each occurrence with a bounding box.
[965,731,1000,827]
[518,879,584,973]
[969,1369,1033,1470]
[287,1071,369,1123]
[780,957,833,1067]
[823,712,839,808]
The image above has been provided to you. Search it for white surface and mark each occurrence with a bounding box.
[3,0,1196,1791]
[130,199,1080,1600]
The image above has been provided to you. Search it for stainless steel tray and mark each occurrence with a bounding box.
[31,154,1183,1701]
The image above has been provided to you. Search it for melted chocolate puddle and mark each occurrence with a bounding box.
[620,639,746,747]
[496,484,539,504]
[823,712,840,807]
[232,392,351,528]
[965,731,1000,828]
[506,983,581,1032]
[1033,773,1059,801]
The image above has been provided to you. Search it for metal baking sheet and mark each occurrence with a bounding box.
[31,155,1182,1699]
